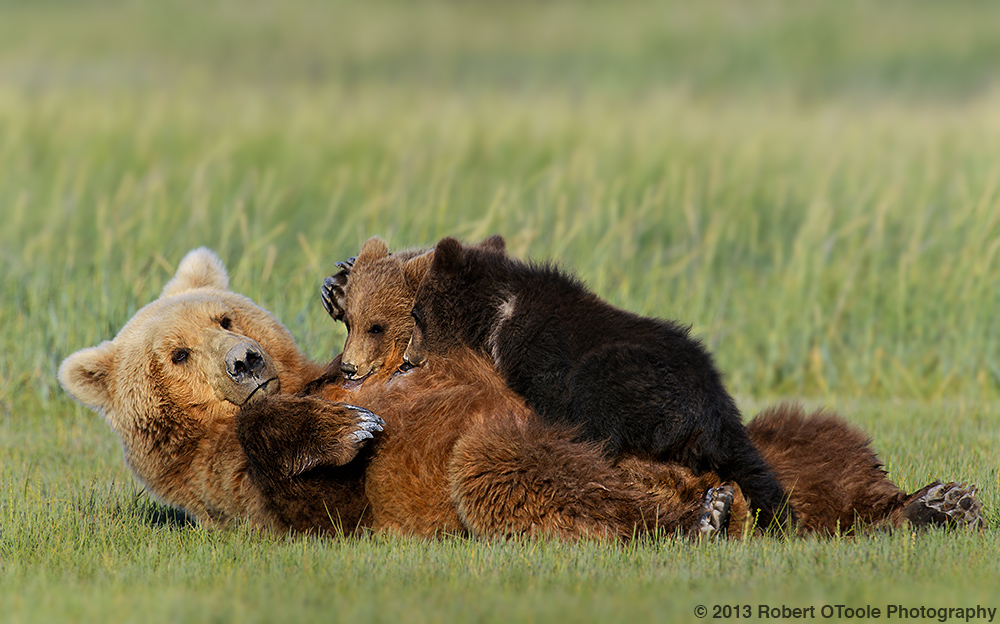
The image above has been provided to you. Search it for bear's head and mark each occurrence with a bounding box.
[336,236,434,386]
[404,235,507,368]
[58,248,322,506]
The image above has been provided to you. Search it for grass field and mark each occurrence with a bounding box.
[2,1,1000,621]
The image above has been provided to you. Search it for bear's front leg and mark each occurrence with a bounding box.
[237,395,383,482]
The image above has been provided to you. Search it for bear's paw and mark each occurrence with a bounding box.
[903,481,986,530]
[238,396,384,480]
[698,485,735,539]
[321,260,354,322]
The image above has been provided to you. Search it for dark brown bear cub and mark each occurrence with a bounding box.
[404,236,791,531]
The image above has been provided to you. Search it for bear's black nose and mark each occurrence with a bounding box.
[341,361,358,377]
[226,343,266,382]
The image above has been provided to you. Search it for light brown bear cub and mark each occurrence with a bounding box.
[320,239,433,388]
[323,235,986,535]
[60,248,743,539]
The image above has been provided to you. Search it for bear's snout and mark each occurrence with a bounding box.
[226,343,267,382]
[206,331,280,405]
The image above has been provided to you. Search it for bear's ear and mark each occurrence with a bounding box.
[161,247,230,297]
[477,235,507,256]
[58,341,117,410]
[402,250,435,292]
[356,236,390,265]
[432,237,465,276]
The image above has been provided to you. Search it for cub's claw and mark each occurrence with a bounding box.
[698,485,734,539]
[321,254,355,321]
[903,481,986,530]
[321,274,347,320]
[321,256,356,320]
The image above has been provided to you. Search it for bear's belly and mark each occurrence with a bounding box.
[365,426,468,537]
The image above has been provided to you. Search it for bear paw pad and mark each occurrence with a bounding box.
[699,485,735,539]
[904,481,986,530]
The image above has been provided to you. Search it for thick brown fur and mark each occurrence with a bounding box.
[747,404,910,533]
[311,348,711,538]
[336,237,433,386]
[58,249,326,530]
[60,247,985,539]
[60,248,722,539]
[325,237,986,537]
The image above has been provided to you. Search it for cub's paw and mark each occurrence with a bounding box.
[903,481,986,530]
[320,257,355,321]
[698,485,735,539]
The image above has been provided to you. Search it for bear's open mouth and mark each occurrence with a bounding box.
[341,371,373,391]
[243,377,279,404]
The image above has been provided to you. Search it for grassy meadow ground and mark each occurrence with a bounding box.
[2,0,1000,621]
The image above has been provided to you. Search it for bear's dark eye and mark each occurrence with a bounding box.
[171,348,191,365]
[411,307,423,327]
[369,324,384,335]
[219,317,232,330]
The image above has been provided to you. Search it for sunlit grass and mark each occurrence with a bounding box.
[2,469,998,623]
[4,88,1000,401]
[2,1,999,621]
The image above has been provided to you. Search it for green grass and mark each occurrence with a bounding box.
[2,0,1000,621]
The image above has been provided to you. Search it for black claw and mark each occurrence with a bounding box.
[320,285,336,316]
[320,275,348,320]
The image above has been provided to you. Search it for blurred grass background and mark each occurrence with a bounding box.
[2,0,1000,621]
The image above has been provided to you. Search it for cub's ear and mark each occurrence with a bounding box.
[402,250,435,292]
[162,247,229,297]
[356,236,390,265]
[432,237,465,276]
[58,341,117,410]
[477,235,506,255]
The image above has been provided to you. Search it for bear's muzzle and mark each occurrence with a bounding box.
[206,330,280,405]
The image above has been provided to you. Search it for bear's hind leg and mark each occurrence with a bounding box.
[742,404,988,535]
[448,418,696,540]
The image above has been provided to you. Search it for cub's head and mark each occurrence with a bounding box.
[337,236,433,386]
[404,235,507,368]
[58,248,317,500]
